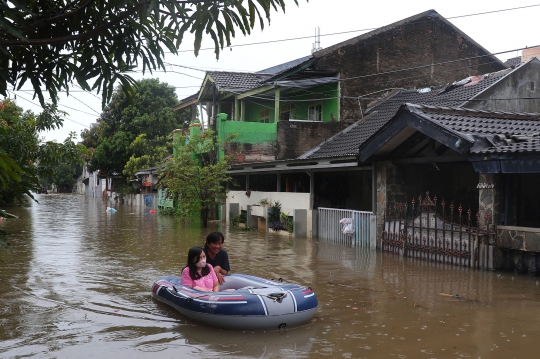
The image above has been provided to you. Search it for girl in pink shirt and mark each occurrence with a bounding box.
[181,246,219,292]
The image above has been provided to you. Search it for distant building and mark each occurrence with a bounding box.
[503,46,540,67]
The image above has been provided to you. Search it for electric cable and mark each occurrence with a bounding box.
[170,4,540,54]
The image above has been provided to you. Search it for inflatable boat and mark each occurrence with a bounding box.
[151,274,318,330]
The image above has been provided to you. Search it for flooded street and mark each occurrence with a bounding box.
[1,194,540,358]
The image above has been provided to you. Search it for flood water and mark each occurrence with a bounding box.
[1,194,540,358]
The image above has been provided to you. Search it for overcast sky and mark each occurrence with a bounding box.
[8,0,540,143]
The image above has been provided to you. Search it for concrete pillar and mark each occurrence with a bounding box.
[247,205,258,229]
[274,89,280,123]
[234,95,239,121]
[478,173,500,267]
[375,161,387,250]
[478,173,499,229]
[294,209,307,238]
[221,204,227,223]
[309,170,314,209]
[229,203,239,224]
[312,209,318,239]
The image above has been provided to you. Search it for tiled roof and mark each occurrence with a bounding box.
[413,105,540,154]
[207,71,272,92]
[302,69,513,159]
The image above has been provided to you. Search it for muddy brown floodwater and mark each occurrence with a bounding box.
[1,194,540,358]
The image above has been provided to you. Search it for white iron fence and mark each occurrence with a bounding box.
[317,207,376,248]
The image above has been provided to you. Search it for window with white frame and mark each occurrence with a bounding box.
[308,103,322,121]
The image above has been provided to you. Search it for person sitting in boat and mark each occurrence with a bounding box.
[204,231,230,285]
[181,246,219,292]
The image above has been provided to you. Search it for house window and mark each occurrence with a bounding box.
[308,103,322,121]
[280,103,296,121]
[259,109,270,123]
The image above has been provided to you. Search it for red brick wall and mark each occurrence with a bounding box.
[276,121,349,160]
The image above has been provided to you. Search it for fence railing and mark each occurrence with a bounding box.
[317,207,376,248]
[157,189,174,209]
[382,192,495,270]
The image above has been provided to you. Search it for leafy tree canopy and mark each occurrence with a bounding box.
[160,129,235,227]
[85,78,181,179]
[40,159,84,192]
[0,0,300,107]
[0,99,87,204]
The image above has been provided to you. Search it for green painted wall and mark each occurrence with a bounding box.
[288,83,339,122]
[218,118,277,143]
[240,83,339,122]
[217,114,277,161]
[244,100,276,123]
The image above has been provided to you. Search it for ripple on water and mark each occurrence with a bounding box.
[3,195,540,358]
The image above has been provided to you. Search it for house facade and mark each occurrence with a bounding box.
[174,9,510,238]
[305,59,540,270]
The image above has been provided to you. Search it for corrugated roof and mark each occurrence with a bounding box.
[257,55,313,75]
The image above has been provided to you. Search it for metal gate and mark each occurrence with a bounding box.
[318,207,376,248]
[382,192,495,269]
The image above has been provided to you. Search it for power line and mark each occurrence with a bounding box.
[216,43,536,104]
[128,69,203,80]
[171,4,540,54]
[14,85,202,94]
[72,84,101,100]
[70,93,101,115]
[8,90,98,117]
[446,3,540,19]
[163,62,207,72]
[11,91,187,134]
[338,46,537,82]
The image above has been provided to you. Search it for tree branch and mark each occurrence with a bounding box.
[14,0,96,33]
[0,5,140,46]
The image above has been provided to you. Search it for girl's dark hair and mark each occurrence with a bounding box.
[185,246,209,280]
[205,231,225,250]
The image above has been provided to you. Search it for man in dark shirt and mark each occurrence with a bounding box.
[204,231,230,284]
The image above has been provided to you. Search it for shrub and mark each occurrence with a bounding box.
[268,200,282,223]
[269,221,287,232]
[230,213,246,226]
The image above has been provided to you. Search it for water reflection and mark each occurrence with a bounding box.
[1,195,540,358]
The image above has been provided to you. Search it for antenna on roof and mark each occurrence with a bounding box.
[311,27,322,54]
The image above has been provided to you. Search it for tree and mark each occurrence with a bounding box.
[40,159,84,192]
[1,0,300,107]
[80,125,100,151]
[123,133,170,180]
[0,99,86,204]
[85,78,180,180]
[160,129,234,227]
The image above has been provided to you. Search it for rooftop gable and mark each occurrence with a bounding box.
[358,103,540,163]
[312,9,503,69]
